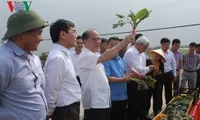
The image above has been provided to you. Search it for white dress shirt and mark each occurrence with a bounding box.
[77,48,110,110]
[163,49,177,76]
[44,44,81,115]
[71,50,79,76]
[123,46,150,75]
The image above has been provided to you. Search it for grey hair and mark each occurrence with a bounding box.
[135,36,150,46]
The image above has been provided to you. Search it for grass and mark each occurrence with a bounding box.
[179,48,188,54]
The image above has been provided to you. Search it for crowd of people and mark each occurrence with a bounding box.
[0,10,200,120]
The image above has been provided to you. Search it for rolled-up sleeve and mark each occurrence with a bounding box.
[124,51,149,75]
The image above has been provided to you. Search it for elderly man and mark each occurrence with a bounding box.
[0,10,48,119]
[77,29,134,120]
[124,36,154,120]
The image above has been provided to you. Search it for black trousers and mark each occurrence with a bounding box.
[196,69,200,88]
[160,71,173,105]
[127,81,149,120]
[110,100,127,120]
[145,80,162,115]
[84,108,110,120]
[51,102,80,120]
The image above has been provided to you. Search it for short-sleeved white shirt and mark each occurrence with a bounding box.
[77,48,110,110]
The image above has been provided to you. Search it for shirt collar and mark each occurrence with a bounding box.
[113,55,120,60]
[71,50,78,55]
[83,47,100,55]
[6,40,26,56]
[170,48,180,54]
[53,44,71,55]
[132,46,140,55]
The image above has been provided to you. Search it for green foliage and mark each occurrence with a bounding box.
[39,52,48,67]
[129,75,156,91]
[162,96,194,120]
[113,8,151,29]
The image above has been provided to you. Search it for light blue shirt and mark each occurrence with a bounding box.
[0,40,47,120]
[103,55,127,101]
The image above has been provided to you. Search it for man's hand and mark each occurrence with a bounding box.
[173,76,177,82]
[123,34,135,45]
[46,115,51,120]
[122,76,131,82]
[176,70,181,76]
[148,65,154,72]
[129,67,141,78]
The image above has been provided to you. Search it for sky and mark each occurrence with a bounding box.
[0,0,199,56]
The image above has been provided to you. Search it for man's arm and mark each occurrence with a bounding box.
[44,58,64,116]
[0,61,10,101]
[97,34,134,64]
[103,61,130,83]
[107,76,130,83]
[124,52,152,75]
[171,52,177,76]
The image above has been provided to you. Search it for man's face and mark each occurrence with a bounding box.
[161,42,170,51]
[63,27,77,48]
[84,30,101,53]
[22,28,43,52]
[196,47,200,54]
[75,38,83,50]
[107,39,120,50]
[189,46,195,53]
[140,43,149,53]
[172,43,180,51]
[100,42,108,53]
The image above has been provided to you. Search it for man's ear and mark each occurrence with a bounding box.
[83,39,87,44]
[59,31,66,40]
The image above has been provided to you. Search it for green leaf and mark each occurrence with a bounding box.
[115,14,125,18]
[127,10,136,26]
[135,8,151,28]
[112,20,127,29]
[135,8,150,20]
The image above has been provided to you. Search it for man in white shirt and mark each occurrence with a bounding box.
[71,35,83,86]
[160,38,177,105]
[44,19,81,120]
[123,36,154,120]
[78,29,134,120]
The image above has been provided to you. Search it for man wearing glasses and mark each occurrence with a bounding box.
[44,19,81,120]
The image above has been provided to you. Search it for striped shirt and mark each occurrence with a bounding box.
[182,53,200,71]
[170,49,182,69]
[0,40,47,120]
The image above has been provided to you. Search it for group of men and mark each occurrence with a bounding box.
[0,10,200,120]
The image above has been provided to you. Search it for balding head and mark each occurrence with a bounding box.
[134,36,150,53]
[82,29,98,40]
[81,29,101,53]
[135,36,150,46]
